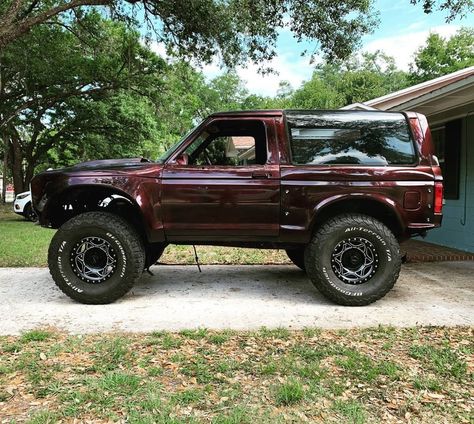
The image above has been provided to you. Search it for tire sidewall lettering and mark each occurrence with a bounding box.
[322,266,363,297]
[344,226,387,247]
[106,232,127,278]
[57,240,84,293]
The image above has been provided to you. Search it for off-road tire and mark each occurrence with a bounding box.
[145,243,167,268]
[48,212,145,304]
[285,248,305,271]
[304,213,401,306]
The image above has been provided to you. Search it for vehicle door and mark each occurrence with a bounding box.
[161,117,280,242]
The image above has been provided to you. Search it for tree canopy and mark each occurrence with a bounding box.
[409,27,474,83]
[0,11,165,192]
[290,52,410,109]
[0,0,378,65]
[1,0,472,67]
[410,0,474,21]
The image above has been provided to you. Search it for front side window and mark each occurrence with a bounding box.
[287,112,416,166]
[156,123,201,163]
[184,120,267,166]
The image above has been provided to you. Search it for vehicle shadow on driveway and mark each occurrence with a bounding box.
[135,265,329,305]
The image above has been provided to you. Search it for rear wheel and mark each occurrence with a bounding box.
[305,213,401,306]
[285,247,305,270]
[48,212,145,304]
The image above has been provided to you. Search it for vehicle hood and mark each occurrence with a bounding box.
[34,158,162,185]
[68,157,153,171]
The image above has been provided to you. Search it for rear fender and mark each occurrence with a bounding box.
[309,193,404,237]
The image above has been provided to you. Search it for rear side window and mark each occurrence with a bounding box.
[287,111,416,166]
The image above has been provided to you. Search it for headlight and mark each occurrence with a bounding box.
[16,193,29,200]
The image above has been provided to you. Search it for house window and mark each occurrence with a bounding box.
[431,119,461,200]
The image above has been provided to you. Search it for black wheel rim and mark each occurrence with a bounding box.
[70,236,117,283]
[28,209,37,221]
[331,237,379,285]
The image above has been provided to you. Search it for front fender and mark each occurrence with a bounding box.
[33,174,165,243]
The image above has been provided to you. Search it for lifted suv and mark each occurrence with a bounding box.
[31,110,443,305]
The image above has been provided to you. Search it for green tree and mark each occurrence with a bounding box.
[291,51,409,108]
[148,62,210,151]
[37,92,161,172]
[276,81,294,100]
[0,12,165,192]
[1,1,469,60]
[291,74,344,109]
[410,0,473,21]
[335,52,409,104]
[409,27,474,84]
[0,0,378,65]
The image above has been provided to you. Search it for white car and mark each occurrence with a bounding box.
[13,191,37,222]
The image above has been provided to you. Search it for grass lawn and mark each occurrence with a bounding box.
[0,326,472,423]
[0,204,289,267]
[0,205,54,267]
[2,206,473,423]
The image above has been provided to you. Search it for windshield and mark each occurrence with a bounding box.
[156,123,201,164]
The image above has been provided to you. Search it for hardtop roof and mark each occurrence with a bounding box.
[209,110,283,117]
[209,109,408,118]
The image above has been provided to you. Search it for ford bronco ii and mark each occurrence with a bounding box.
[31,110,443,305]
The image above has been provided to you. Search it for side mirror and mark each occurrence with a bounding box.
[174,153,189,165]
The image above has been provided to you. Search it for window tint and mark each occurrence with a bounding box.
[287,112,416,166]
[184,120,266,166]
[193,135,256,166]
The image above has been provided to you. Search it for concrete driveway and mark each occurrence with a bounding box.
[0,262,473,335]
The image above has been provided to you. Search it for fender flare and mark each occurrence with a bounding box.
[308,193,405,235]
[42,182,161,242]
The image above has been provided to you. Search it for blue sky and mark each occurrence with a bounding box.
[202,0,474,96]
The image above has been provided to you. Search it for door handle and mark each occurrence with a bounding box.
[251,171,270,179]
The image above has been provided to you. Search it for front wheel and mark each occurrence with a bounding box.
[48,212,145,304]
[305,214,401,306]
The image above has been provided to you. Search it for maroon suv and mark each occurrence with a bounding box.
[31,110,443,306]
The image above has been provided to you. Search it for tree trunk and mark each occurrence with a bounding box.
[10,131,26,194]
[1,132,8,203]
[24,161,35,191]
[0,56,6,203]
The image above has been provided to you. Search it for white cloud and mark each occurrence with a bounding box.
[363,24,460,70]
[149,41,168,58]
[198,53,313,97]
[237,55,313,97]
[150,40,314,97]
[148,24,461,97]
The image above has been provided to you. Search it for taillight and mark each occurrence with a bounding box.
[434,182,443,214]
